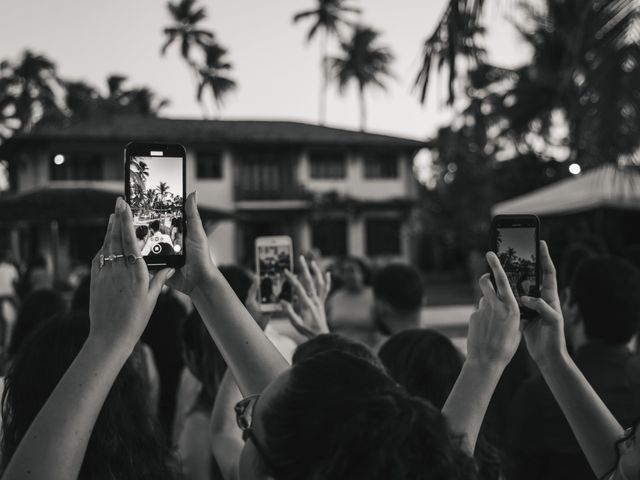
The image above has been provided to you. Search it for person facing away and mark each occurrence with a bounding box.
[371,263,423,347]
[326,257,377,347]
[508,256,640,480]
[379,329,505,480]
[142,220,173,256]
[1,313,176,480]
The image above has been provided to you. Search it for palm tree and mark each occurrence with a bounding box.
[161,0,214,115]
[6,51,65,132]
[330,25,393,131]
[293,0,361,124]
[156,181,171,207]
[197,42,236,117]
[130,158,150,209]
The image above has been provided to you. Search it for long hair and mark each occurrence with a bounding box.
[1,313,175,480]
[262,351,476,480]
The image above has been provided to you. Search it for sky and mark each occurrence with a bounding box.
[134,155,183,197]
[0,0,532,141]
[497,227,536,261]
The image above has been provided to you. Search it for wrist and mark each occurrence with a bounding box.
[535,348,571,374]
[191,266,224,302]
[463,355,506,379]
[85,331,135,362]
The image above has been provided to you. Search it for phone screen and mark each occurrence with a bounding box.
[257,243,292,307]
[495,226,538,303]
[128,155,185,259]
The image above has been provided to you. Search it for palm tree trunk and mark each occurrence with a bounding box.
[320,30,328,125]
[359,84,366,131]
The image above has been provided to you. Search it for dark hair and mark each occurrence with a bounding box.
[292,333,383,369]
[149,220,160,232]
[559,242,599,290]
[8,289,67,357]
[570,257,640,344]
[180,309,227,410]
[150,242,174,256]
[136,225,149,240]
[262,351,476,480]
[379,329,504,480]
[373,264,423,314]
[379,329,462,408]
[1,313,175,480]
[341,256,372,286]
[218,265,254,304]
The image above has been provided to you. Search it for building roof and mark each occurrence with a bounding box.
[2,116,428,150]
[492,164,640,216]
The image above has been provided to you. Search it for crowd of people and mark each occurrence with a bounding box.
[0,195,640,480]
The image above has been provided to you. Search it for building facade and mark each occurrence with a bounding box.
[0,116,425,280]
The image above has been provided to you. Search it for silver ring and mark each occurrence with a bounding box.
[127,254,143,265]
[99,254,124,269]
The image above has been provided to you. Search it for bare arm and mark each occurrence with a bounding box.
[2,200,173,480]
[443,252,522,454]
[178,411,215,480]
[209,370,244,480]
[520,241,623,478]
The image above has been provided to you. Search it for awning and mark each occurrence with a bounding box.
[0,186,234,223]
[492,164,640,216]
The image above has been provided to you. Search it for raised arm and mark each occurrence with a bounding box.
[442,252,521,454]
[209,370,244,480]
[1,199,173,480]
[520,241,623,478]
[168,193,289,396]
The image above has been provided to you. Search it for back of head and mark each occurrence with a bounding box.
[292,333,383,369]
[9,289,67,357]
[570,257,640,344]
[2,313,174,480]
[262,351,475,480]
[180,309,227,408]
[373,263,423,314]
[149,220,160,232]
[559,242,600,290]
[136,225,149,240]
[378,329,463,408]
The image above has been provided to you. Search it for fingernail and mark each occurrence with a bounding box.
[116,197,125,212]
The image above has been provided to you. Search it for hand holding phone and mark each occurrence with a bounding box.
[125,142,186,270]
[491,214,541,319]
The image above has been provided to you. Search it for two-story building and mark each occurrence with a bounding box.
[0,115,426,281]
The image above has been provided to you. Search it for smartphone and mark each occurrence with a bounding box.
[255,236,293,312]
[491,214,540,319]
[124,142,186,270]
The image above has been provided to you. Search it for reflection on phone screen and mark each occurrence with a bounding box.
[496,227,537,303]
[257,245,292,304]
[129,156,184,257]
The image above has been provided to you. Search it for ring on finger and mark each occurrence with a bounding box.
[126,254,143,265]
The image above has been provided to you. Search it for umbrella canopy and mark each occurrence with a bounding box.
[0,186,233,223]
[493,165,640,216]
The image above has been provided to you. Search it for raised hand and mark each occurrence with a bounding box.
[519,241,568,368]
[89,198,174,351]
[166,192,217,296]
[467,251,522,369]
[281,256,331,338]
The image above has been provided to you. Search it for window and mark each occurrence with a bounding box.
[50,153,103,181]
[309,152,346,179]
[235,150,299,200]
[196,151,223,179]
[312,219,347,256]
[364,153,398,179]
[366,218,401,256]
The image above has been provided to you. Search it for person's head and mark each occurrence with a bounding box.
[149,220,160,234]
[136,225,149,241]
[219,265,262,327]
[292,333,383,369]
[372,264,423,335]
[567,257,640,347]
[340,257,371,291]
[2,313,174,480]
[8,289,67,358]
[181,310,226,408]
[238,351,475,480]
[171,217,183,233]
[378,329,463,409]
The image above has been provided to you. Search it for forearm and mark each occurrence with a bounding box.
[538,352,623,478]
[2,335,131,480]
[442,359,504,454]
[192,270,289,396]
[210,371,243,480]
